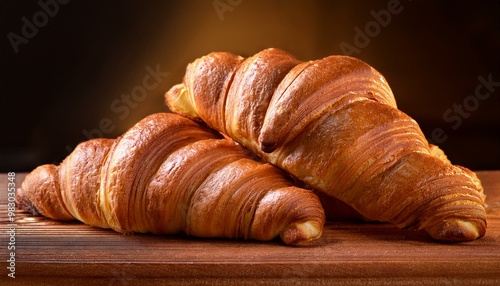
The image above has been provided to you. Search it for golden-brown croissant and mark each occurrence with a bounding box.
[165,48,487,242]
[17,113,325,245]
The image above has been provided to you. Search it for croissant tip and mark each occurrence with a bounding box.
[426,219,484,242]
[16,188,42,216]
[280,220,323,245]
[164,84,200,119]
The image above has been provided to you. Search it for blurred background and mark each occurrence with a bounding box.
[1,0,499,172]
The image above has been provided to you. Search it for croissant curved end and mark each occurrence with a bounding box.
[426,219,483,242]
[280,220,323,245]
[16,187,42,217]
[165,84,200,119]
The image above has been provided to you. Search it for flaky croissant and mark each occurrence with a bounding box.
[17,113,325,245]
[165,48,487,242]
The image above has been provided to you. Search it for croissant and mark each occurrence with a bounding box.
[17,113,325,245]
[165,48,487,242]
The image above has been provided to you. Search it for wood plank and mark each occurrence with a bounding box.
[1,171,499,285]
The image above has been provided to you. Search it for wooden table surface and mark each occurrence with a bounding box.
[1,171,499,285]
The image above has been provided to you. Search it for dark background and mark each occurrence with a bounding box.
[1,0,499,172]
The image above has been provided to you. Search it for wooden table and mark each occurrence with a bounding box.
[1,171,499,285]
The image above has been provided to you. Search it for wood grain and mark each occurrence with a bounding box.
[1,171,499,285]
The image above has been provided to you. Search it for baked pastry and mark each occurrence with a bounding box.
[165,48,487,242]
[17,113,325,245]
